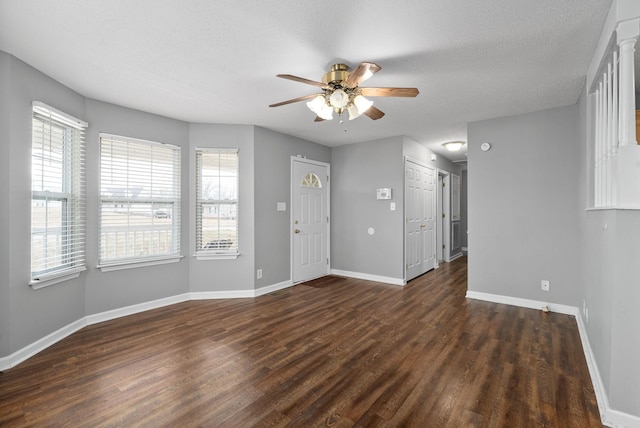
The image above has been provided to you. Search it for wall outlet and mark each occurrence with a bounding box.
[257,269,262,279]
[540,280,550,291]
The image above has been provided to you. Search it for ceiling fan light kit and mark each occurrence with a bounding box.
[270,62,419,122]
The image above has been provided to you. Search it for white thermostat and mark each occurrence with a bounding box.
[481,142,491,152]
[376,188,392,200]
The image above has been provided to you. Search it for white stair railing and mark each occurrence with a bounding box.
[593,29,637,208]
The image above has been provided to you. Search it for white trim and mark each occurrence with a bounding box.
[189,290,255,300]
[97,255,182,272]
[30,267,85,289]
[85,294,190,325]
[466,290,640,428]
[255,280,294,297]
[586,205,640,211]
[449,252,463,262]
[465,290,578,315]
[290,157,331,283]
[194,252,240,261]
[33,101,87,128]
[331,269,405,286]
[0,318,87,370]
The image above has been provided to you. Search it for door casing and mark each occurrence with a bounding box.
[290,157,330,283]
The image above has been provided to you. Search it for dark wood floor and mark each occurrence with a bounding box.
[0,257,602,427]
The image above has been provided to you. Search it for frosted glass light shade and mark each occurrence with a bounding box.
[306,95,326,115]
[443,141,464,151]
[318,103,334,120]
[353,95,373,114]
[347,104,362,120]
[329,89,349,108]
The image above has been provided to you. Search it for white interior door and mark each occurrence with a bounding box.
[292,158,329,283]
[405,159,436,281]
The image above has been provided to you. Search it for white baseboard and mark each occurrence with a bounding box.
[449,252,464,262]
[466,290,640,428]
[189,290,255,300]
[330,269,405,286]
[0,318,87,371]
[86,293,191,325]
[0,280,292,371]
[255,280,294,297]
[465,290,578,315]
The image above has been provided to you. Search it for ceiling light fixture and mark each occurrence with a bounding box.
[307,87,374,121]
[270,62,419,122]
[443,141,465,152]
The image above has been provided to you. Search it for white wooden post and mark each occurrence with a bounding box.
[618,38,637,147]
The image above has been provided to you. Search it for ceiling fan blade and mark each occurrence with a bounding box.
[343,62,381,88]
[364,106,385,120]
[276,74,329,89]
[359,87,419,97]
[269,93,321,108]
[314,116,325,122]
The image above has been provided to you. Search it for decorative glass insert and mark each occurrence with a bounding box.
[301,172,322,188]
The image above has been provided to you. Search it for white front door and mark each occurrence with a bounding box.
[292,158,329,283]
[405,159,436,281]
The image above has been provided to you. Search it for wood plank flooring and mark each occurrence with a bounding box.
[0,257,603,427]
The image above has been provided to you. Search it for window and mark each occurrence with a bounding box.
[301,172,322,188]
[195,149,239,259]
[99,134,181,269]
[31,102,87,288]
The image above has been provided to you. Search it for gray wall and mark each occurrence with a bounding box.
[461,169,468,249]
[253,127,331,288]
[577,87,640,417]
[2,53,87,355]
[331,137,405,280]
[0,52,11,356]
[467,105,581,306]
[84,100,191,315]
[188,123,256,293]
[331,136,462,281]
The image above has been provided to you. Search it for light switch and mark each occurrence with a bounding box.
[277,202,286,211]
[390,202,396,211]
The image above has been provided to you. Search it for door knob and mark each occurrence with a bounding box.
[294,229,300,234]
[420,224,426,228]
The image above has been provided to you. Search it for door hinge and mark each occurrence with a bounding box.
[327,258,329,265]
[442,213,445,218]
[443,244,445,249]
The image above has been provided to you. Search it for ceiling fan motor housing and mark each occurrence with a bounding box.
[322,63,350,85]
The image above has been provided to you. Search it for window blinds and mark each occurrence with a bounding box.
[99,134,181,266]
[31,102,87,282]
[195,148,239,255]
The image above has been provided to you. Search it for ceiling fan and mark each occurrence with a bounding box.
[269,62,419,122]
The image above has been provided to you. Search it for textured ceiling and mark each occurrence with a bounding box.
[0,0,612,162]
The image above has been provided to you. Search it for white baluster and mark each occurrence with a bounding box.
[618,38,637,147]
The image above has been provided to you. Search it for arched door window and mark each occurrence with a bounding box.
[301,172,322,188]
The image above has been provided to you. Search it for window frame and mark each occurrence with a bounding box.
[195,148,240,260]
[30,102,88,289]
[98,133,182,271]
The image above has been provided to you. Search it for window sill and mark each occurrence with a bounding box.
[97,255,183,272]
[30,267,86,290]
[194,252,240,261]
[586,205,640,211]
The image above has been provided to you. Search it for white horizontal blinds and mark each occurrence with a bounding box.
[196,149,239,254]
[99,134,181,265]
[31,102,87,281]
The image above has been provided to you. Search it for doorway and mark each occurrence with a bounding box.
[437,171,451,264]
[291,157,330,283]
[405,158,436,281]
